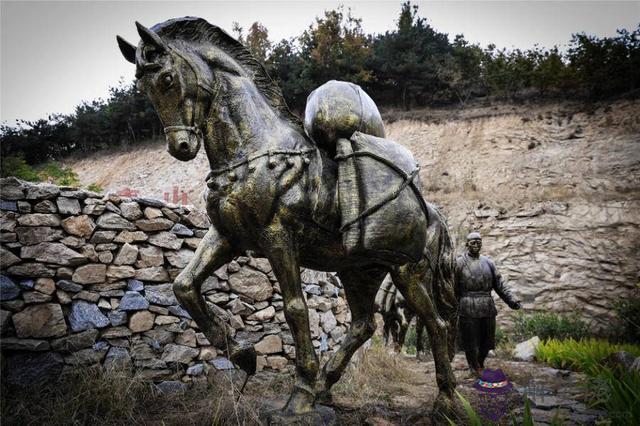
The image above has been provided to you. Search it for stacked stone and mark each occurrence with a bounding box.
[0,178,351,386]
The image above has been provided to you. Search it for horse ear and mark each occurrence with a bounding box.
[116,36,136,64]
[135,21,167,52]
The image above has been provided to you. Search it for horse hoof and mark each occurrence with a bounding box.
[230,342,256,376]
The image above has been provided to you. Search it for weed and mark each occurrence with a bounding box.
[512,311,589,341]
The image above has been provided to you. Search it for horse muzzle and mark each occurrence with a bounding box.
[165,126,201,161]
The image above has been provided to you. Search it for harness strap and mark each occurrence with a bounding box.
[204,148,316,180]
[335,149,430,233]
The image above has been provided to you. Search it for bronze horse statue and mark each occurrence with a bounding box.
[118,17,458,421]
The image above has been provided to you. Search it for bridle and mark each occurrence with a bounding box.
[162,47,216,141]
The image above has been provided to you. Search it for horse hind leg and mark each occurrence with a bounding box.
[315,267,386,404]
[390,260,457,421]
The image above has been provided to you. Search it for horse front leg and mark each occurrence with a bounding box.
[261,220,318,415]
[173,227,256,374]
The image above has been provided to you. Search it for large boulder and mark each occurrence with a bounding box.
[513,336,541,361]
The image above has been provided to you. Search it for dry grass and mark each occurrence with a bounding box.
[0,367,262,426]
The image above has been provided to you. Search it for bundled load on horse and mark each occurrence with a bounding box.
[305,80,428,265]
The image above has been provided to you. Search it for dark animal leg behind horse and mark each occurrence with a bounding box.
[315,268,385,404]
[391,260,457,421]
[416,316,425,357]
[397,309,412,353]
[173,228,256,374]
[261,220,318,415]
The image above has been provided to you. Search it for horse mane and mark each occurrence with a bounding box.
[151,17,303,130]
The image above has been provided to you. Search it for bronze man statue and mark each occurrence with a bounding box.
[455,232,521,376]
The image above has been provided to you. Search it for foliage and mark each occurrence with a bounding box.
[0,154,41,181]
[0,366,260,426]
[86,182,103,193]
[512,311,590,341]
[612,293,640,344]
[403,322,430,354]
[39,163,80,186]
[536,338,640,425]
[2,4,638,167]
[535,338,640,374]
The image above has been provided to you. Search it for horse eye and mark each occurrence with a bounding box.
[163,74,173,87]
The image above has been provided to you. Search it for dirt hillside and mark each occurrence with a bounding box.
[67,99,640,331]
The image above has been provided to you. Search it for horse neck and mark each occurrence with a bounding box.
[203,74,307,169]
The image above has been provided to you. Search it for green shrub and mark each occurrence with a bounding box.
[612,293,640,344]
[512,311,589,341]
[0,155,41,181]
[39,163,80,186]
[536,338,640,425]
[403,323,430,355]
[86,182,103,193]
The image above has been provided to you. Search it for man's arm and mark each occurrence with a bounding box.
[487,258,521,309]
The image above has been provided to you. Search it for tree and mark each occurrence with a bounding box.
[245,22,271,63]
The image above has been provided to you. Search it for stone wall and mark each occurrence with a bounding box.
[0,178,351,386]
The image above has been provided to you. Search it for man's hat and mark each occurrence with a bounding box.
[473,369,513,394]
[466,231,482,241]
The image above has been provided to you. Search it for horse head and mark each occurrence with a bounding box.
[117,18,299,164]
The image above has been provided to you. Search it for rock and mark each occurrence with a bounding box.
[56,197,81,215]
[129,310,155,333]
[165,249,194,268]
[0,201,17,211]
[70,266,106,286]
[145,284,177,306]
[127,279,144,292]
[601,351,637,372]
[12,303,67,338]
[135,267,169,282]
[68,301,110,332]
[51,329,99,352]
[308,309,321,337]
[57,290,72,304]
[148,232,182,250]
[156,380,188,394]
[206,292,230,304]
[23,291,53,303]
[34,200,57,213]
[114,230,148,243]
[267,355,288,370]
[96,213,136,230]
[514,336,541,361]
[168,305,191,318]
[83,202,106,215]
[143,207,163,219]
[186,363,205,376]
[104,346,132,370]
[175,328,197,347]
[96,243,117,251]
[136,246,164,269]
[15,226,65,245]
[17,213,61,227]
[25,183,59,200]
[90,230,116,243]
[4,352,64,386]
[255,334,283,355]
[56,279,83,292]
[154,315,180,325]
[247,306,276,321]
[320,310,337,333]
[170,223,194,237]
[64,347,108,366]
[184,210,209,228]
[98,251,113,263]
[0,177,27,200]
[162,344,199,364]
[135,218,174,232]
[108,310,128,327]
[0,309,11,333]
[120,202,143,220]
[183,237,202,249]
[0,246,20,268]
[61,235,85,248]
[61,215,96,238]
[1,275,21,301]
[210,357,235,370]
[119,291,150,311]
[230,315,245,330]
[113,243,138,265]
[304,284,322,296]
[1,337,51,351]
[228,268,273,302]
[56,267,74,278]
[106,265,136,280]
[21,242,87,266]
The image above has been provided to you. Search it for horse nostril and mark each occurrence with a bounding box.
[179,141,189,152]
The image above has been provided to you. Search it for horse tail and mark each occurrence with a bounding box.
[426,203,458,321]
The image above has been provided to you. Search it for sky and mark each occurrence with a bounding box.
[1,0,638,124]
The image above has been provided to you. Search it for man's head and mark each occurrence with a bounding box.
[466,232,482,256]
